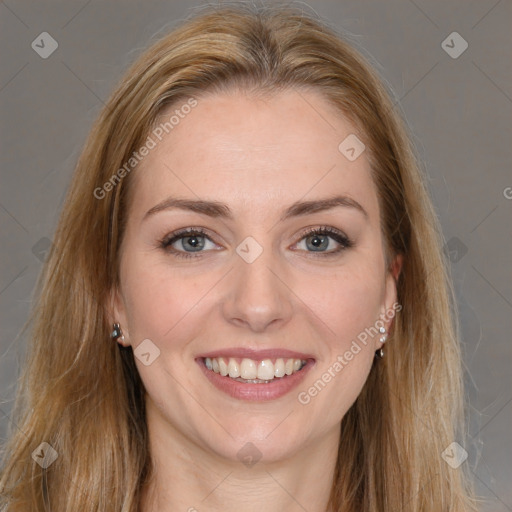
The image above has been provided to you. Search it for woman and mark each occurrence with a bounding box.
[0,4,479,511]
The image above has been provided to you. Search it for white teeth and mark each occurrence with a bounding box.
[257,359,275,380]
[218,358,228,376]
[274,358,285,378]
[234,378,272,384]
[205,356,307,382]
[228,358,240,378]
[240,358,257,379]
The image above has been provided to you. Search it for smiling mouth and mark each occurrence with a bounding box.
[203,356,308,384]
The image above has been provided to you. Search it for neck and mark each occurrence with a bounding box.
[140,398,339,512]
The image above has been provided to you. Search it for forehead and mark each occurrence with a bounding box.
[129,88,379,222]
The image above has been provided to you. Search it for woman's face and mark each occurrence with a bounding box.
[113,88,399,463]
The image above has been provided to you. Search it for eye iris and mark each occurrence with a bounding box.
[307,234,328,251]
[182,235,205,251]
[162,227,348,258]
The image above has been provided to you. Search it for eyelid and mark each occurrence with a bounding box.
[291,225,353,255]
[159,225,353,258]
[159,227,219,258]
[160,226,216,246]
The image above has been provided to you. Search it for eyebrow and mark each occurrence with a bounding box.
[143,194,368,222]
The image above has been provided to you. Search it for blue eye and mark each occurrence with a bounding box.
[159,226,353,259]
[294,226,352,255]
[159,227,214,259]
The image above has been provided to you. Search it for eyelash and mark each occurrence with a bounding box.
[159,226,353,260]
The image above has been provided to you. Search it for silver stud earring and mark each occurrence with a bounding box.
[111,322,124,342]
[375,326,387,359]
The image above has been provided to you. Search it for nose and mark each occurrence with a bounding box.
[222,244,294,333]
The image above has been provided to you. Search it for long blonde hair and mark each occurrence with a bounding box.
[0,4,479,511]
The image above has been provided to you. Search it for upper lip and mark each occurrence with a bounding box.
[197,348,315,360]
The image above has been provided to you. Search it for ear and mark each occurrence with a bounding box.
[390,253,403,283]
[381,253,403,331]
[107,285,131,347]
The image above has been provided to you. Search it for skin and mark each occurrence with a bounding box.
[111,88,402,512]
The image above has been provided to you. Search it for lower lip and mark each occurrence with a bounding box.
[196,358,315,402]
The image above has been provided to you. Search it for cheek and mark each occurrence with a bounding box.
[121,238,385,350]
[296,263,384,347]
[120,251,223,346]
[294,269,382,425]
[120,253,186,340]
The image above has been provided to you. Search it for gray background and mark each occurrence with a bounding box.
[0,1,510,510]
